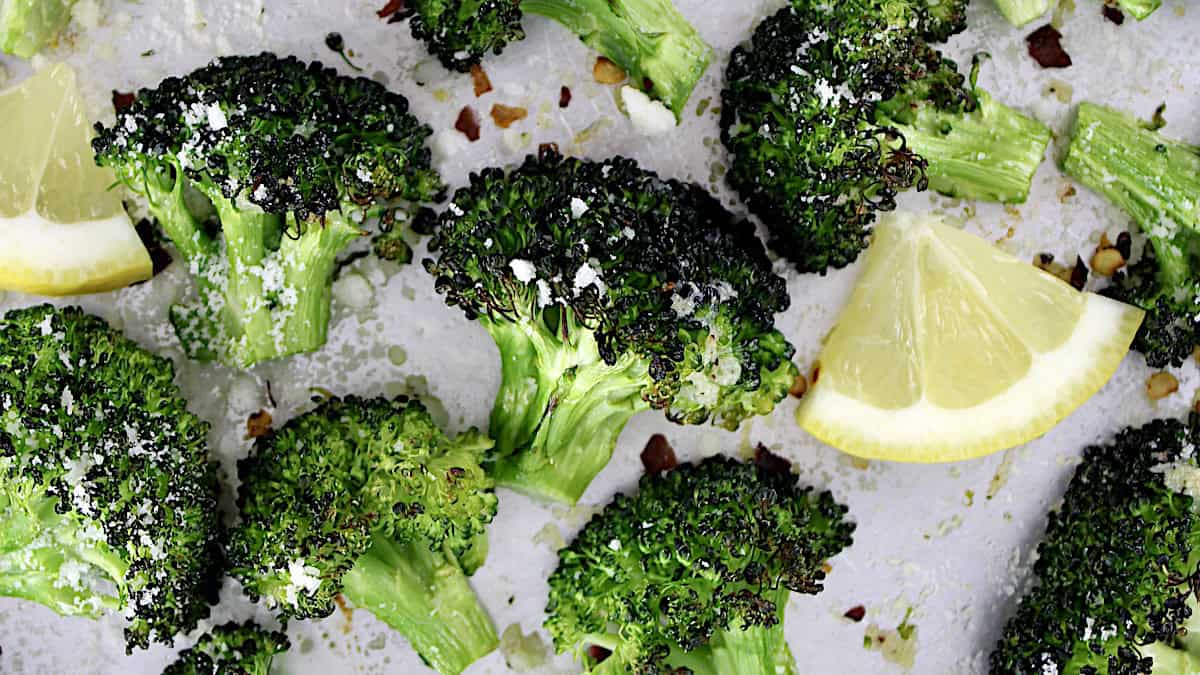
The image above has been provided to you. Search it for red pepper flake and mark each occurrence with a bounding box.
[1026,25,1071,69]
[754,444,792,475]
[640,434,677,475]
[1102,4,1125,23]
[455,106,481,142]
[559,85,572,108]
[246,409,273,439]
[379,0,414,23]
[470,64,493,97]
[538,142,560,160]
[490,103,527,129]
[844,605,867,622]
[587,645,612,663]
[112,90,136,113]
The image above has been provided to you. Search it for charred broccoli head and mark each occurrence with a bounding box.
[546,455,855,673]
[226,396,498,675]
[721,1,1049,273]
[1064,102,1200,368]
[163,621,290,675]
[93,53,443,367]
[990,418,1200,674]
[425,148,799,504]
[0,305,222,651]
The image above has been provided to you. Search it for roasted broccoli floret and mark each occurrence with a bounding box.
[990,418,1200,674]
[0,305,222,651]
[546,455,855,673]
[424,148,799,504]
[405,0,711,117]
[163,621,290,675]
[92,53,443,367]
[0,0,76,57]
[1063,102,1200,368]
[721,1,1051,273]
[227,396,498,675]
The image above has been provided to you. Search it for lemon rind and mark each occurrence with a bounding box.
[796,295,1144,462]
[0,209,152,296]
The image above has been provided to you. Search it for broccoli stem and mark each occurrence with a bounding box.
[1063,102,1200,289]
[342,534,497,675]
[992,0,1050,26]
[520,0,712,118]
[274,212,364,360]
[138,164,218,265]
[877,91,1050,204]
[1118,0,1161,19]
[666,591,794,675]
[0,490,125,616]
[484,315,650,503]
[1137,641,1200,674]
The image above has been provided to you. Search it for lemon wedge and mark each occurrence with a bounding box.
[796,212,1144,462]
[0,63,151,296]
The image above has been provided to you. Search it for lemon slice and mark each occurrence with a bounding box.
[0,64,151,296]
[796,212,1144,462]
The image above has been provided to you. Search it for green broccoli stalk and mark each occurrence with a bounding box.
[93,53,444,367]
[0,0,76,57]
[163,622,290,675]
[227,396,499,675]
[0,305,223,652]
[992,0,1050,26]
[425,149,799,504]
[546,455,855,673]
[1063,102,1200,368]
[406,0,711,117]
[721,0,1050,273]
[990,418,1200,673]
[1117,0,1162,19]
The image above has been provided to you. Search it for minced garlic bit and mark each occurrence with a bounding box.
[1146,371,1179,401]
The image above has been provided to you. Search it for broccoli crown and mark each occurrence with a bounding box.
[426,149,795,427]
[989,418,1200,674]
[93,52,442,221]
[722,2,1047,274]
[91,53,444,367]
[408,0,525,73]
[1101,248,1200,368]
[227,396,497,619]
[405,0,712,117]
[545,456,855,673]
[0,305,222,651]
[163,621,290,675]
[1064,102,1200,369]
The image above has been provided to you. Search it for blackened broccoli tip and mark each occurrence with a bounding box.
[545,456,855,674]
[989,417,1200,674]
[0,305,223,652]
[163,621,290,675]
[406,0,712,117]
[1065,102,1200,368]
[227,395,498,675]
[720,1,1050,274]
[92,52,444,368]
[423,149,800,505]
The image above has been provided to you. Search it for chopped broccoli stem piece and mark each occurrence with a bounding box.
[521,0,711,117]
[1119,0,1162,19]
[878,91,1050,204]
[992,0,1051,26]
[0,0,76,58]
[343,535,499,675]
[1063,102,1200,367]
